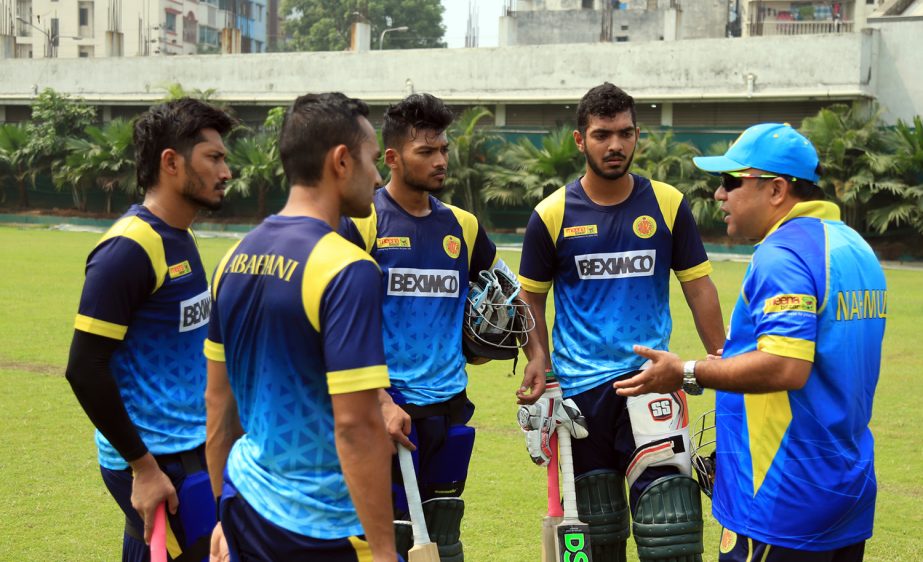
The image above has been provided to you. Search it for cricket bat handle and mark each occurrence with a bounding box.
[398,445,431,547]
[547,431,563,517]
[557,427,579,521]
[150,502,167,562]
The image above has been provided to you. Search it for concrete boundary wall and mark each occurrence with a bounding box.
[0,33,871,106]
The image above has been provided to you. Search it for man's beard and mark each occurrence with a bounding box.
[182,167,223,211]
[585,149,634,181]
[402,168,447,194]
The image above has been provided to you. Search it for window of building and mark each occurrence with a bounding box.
[79,45,94,57]
[79,7,88,25]
[165,12,176,32]
[616,36,628,42]
[198,25,219,45]
[582,0,594,8]
[50,18,59,46]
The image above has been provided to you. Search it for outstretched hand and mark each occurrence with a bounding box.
[612,345,684,397]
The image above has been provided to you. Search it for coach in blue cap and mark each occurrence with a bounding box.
[613,123,886,562]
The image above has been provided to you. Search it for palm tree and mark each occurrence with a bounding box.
[800,102,889,230]
[442,106,498,219]
[482,126,583,206]
[866,116,923,236]
[0,123,36,208]
[227,132,284,218]
[55,119,136,213]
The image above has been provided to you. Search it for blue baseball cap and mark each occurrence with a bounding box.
[693,123,820,183]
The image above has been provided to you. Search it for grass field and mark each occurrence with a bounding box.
[0,224,920,561]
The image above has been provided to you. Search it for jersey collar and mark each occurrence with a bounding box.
[759,201,841,244]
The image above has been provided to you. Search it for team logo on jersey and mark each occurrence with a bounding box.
[179,289,210,332]
[575,250,656,280]
[648,398,673,421]
[387,268,460,298]
[719,528,737,554]
[377,236,411,249]
[168,260,192,278]
[443,235,462,259]
[763,294,817,314]
[563,224,598,238]
[632,215,657,239]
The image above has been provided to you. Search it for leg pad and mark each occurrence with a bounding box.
[423,497,464,562]
[575,469,630,562]
[632,475,704,562]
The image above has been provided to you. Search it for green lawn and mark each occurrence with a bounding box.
[0,225,920,561]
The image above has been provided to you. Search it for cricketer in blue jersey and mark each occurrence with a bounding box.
[519,83,725,562]
[339,93,533,562]
[616,123,885,562]
[65,99,235,561]
[204,93,400,562]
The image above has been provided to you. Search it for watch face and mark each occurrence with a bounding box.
[683,381,704,396]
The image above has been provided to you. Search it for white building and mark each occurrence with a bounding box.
[0,0,270,59]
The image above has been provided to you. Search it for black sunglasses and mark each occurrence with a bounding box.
[719,172,780,191]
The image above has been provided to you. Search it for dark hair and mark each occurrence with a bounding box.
[381,93,454,150]
[576,82,637,135]
[278,92,371,187]
[781,163,825,201]
[133,98,235,192]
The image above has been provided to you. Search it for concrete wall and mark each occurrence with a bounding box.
[867,18,923,123]
[0,32,874,109]
[501,3,726,45]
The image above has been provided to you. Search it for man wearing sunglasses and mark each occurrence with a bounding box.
[614,123,886,562]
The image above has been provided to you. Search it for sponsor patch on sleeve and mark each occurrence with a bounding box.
[763,294,817,314]
[168,260,192,278]
[563,224,598,238]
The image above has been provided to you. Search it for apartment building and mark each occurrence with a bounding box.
[0,0,269,58]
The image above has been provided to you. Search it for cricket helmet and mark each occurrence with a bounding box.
[462,267,534,361]
[690,408,717,498]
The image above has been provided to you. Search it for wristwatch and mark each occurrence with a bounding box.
[683,360,703,396]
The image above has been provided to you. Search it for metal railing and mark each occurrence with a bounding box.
[749,20,854,36]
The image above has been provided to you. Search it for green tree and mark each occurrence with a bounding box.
[634,130,723,227]
[482,126,583,207]
[281,0,445,52]
[159,83,223,107]
[26,89,97,205]
[441,106,497,219]
[0,123,34,207]
[865,116,923,236]
[55,119,136,213]
[800,102,889,230]
[226,107,285,217]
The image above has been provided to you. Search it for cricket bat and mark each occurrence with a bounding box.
[150,502,167,562]
[541,431,563,562]
[556,428,592,562]
[397,445,440,562]
[540,372,564,562]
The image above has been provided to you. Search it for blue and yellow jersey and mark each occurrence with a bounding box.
[714,201,885,550]
[74,204,211,470]
[519,176,711,397]
[204,215,389,539]
[340,188,497,406]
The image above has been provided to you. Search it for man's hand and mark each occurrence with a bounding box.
[612,345,684,397]
[129,453,178,544]
[516,358,547,404]
[209,522,230,562]
[380,396,414,451]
